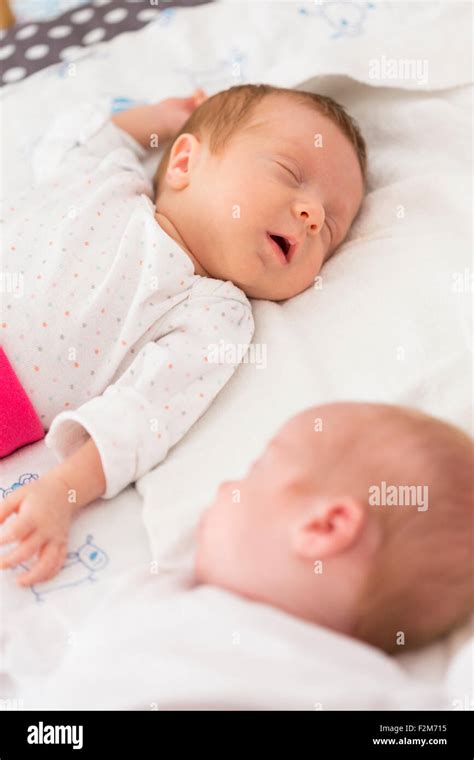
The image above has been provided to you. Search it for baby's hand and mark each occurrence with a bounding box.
[0,474,74,587]
[158,88,207,136]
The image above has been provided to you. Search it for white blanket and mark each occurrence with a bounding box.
[18,570,457,711]
[1,0,472,710]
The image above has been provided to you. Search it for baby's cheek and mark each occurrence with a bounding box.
[306,249,326,283]
[282,265,320,301]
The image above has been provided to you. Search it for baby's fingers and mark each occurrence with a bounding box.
[0,491,22,524]
[0,533,42,571]
[0,513,34,546]
[16,542,67,587]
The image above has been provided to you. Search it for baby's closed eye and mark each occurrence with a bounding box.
[275,161,300,184]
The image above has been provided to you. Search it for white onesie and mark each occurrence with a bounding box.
[1,105,254,499]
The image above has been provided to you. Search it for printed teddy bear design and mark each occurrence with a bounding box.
[1,476,109,600]
[173,47,247,95]
[299,1,376,38]
[0,471,39,500]
[14,534,109,602]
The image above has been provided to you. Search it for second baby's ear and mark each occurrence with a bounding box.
[290,496,366,560]
[165,133,201,190]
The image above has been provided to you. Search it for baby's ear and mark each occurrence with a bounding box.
[290,497,365,560]
[166,133,200,190]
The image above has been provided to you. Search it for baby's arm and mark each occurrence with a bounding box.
[111,90,206,149]
[0,281,252,587]
[0,439,105,586]
[51,437,106,506]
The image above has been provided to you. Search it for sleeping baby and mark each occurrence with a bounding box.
[194,401,474,653]
[0,84,366,586]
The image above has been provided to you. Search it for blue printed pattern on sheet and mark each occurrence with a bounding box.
[1,475,109,599]
[13,534,109,601]
[173,47,248,97]
[0,472,39,499]
[298,1,376,39]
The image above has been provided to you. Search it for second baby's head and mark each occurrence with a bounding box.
[194,402,474,654]
[154,84,366,300]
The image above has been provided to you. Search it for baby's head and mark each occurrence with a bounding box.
[154,84,366,300]
[194,402,474,654]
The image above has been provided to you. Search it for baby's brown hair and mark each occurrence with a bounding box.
[349,408,474,654]
[153,83,367,199]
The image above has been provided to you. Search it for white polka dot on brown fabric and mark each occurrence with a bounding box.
[25,44,50,60]
[0,44,15,60]
[104,8,128,24]
[3,66,27,82]
[59,45,86,61]
[48,26,73,39]
[137,9,160,23]
[82,28,106,45]
[71,8,96,24]
[15,24,38,41]
[1,0,211,88]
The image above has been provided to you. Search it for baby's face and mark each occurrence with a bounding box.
[193,404,377,630]
[161,96,365,300]
[193,413,313,599]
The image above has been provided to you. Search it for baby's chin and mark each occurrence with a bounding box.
[192,520,207,580]
[193,508,223,585]
[191,551,205,584]
[192,536,237,593]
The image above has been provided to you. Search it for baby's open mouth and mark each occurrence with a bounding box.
[269,234,290,256]
[266,232,296,264]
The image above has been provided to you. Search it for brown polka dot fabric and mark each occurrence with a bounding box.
[0,0,212,86]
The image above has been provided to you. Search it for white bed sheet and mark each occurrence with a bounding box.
[1,0,472,710]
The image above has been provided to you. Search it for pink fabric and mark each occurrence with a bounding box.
[0,345,45,458]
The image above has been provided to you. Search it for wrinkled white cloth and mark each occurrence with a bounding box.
[16,566,450,711]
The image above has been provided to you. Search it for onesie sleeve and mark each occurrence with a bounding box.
[44,283,255,500]
[31,101,147,185]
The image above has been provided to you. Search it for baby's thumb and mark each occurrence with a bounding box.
[192,88,207,106]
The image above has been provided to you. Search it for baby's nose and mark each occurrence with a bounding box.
[292,200,325,233]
